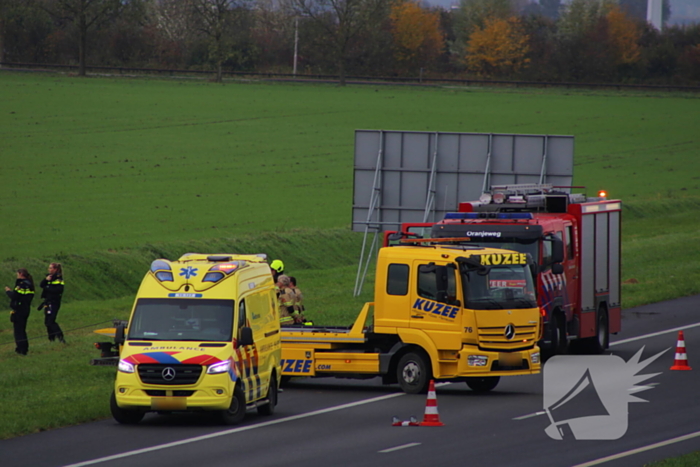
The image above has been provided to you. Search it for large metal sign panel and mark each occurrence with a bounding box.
[353,130,574,232]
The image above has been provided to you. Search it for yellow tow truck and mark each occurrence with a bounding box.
[281,241,543,393]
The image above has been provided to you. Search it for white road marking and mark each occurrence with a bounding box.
[64,392,405,466]
[379,442,421,453]
[512,411,546,421]
[571,430,700,467]
[610,322,700,346]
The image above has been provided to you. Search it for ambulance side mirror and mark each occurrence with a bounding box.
[238,327,254,347]
[114,321,127,346]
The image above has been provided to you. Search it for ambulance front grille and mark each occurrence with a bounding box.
[137,364,202,386]
[144,390,195,397]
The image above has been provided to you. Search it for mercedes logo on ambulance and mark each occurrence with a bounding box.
[162,367,176,381]
[504,324,516,340]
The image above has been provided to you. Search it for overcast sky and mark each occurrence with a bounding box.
[422,0,699,24]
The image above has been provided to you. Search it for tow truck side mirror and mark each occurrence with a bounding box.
[552,263,564,275]
[238,326,254,347]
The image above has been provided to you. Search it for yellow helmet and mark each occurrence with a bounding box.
[270,259,284,273]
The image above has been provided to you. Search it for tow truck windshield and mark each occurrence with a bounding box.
[460,264,537,310]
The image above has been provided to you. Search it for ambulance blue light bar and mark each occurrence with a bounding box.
[150,260,174,282]
[444,212,534,220]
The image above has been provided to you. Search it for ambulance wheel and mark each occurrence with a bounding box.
[220,386,246,425]
[257,375,278,416]
[466,376,500,393]
[397,351,431,394]
[110,391,144,425]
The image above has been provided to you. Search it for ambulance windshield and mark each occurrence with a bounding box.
[128,298,234,341]
[460,264,537,310]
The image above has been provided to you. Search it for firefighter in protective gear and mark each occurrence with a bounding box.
[289,276,312,326]
[39,262,65,343]
[270,259,284,283]
[277,275,298,325]
[5,268,35,355]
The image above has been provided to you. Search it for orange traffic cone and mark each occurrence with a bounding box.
[419,380,444,427]
[670,330,692,371]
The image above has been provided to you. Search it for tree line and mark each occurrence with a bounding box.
[0,0,698,85]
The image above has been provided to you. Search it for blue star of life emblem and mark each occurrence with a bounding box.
[180,267,198,279]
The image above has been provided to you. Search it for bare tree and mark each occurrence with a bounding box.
[40,0,124,76]
[190,0,251,82]
[149,0,193,43]
[286,0,386,85]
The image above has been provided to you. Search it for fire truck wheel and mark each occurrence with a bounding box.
[554,313,568,355]
[257,374,278,416]
[593,307,609,353]
[397,351,431,394]
[466,376,500,393]
[220,385,246,425]
[110,391,145,425]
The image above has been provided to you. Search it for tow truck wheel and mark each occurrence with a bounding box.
[110,391,145,425]
[220,386,246,425]
[466,376,500,393]
[257,374,278,416]
[397,351,431,394]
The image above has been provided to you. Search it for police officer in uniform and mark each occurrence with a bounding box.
[39,262,65,343]
[5,268,35,355]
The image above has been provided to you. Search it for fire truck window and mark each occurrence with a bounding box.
[565,226,574,260]
[387,263,409,296]
[542,241,552,267]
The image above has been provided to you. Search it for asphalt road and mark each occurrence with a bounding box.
[2,295,700,467]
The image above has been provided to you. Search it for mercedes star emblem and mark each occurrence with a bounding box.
[504,324,516,340]
[162,367,176,381]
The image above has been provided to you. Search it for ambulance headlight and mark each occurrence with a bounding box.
[118,360,135,373]
[467,355,489,367]
[530,352,540,365]
[207,360,231,374]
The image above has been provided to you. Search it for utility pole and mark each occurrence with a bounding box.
[293,17,299,76]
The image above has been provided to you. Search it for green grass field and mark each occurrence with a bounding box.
[1,71,700,450]
[2,72,699,258]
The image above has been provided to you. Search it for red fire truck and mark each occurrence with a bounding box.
[385,184,621,357]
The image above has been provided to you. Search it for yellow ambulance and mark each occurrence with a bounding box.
[107,253,280,425]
